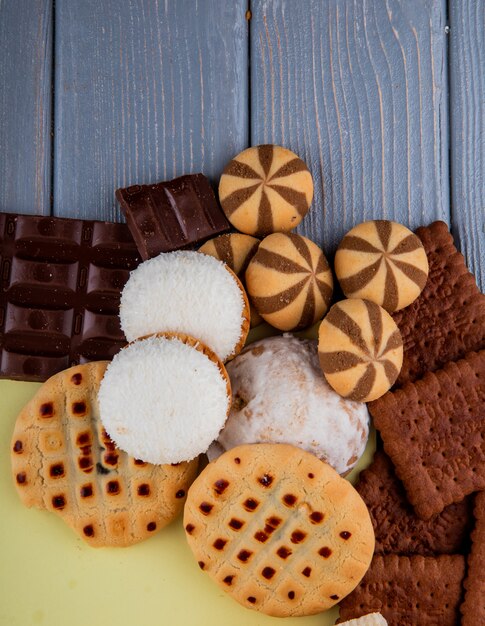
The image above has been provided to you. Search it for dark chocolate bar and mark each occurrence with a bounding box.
[0,212,141,381]
[116,174,230,260]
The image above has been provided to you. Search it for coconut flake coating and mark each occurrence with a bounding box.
[119,250,247,362]
[209,335,369,474]
[98,335,230,464]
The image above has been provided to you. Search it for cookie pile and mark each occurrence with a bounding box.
[7,143,485,625]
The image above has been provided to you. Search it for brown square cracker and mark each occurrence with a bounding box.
[356,451,473,556]
[337,554,465,626]
[461,491,485,626]
[392,221,485,387]
[369,350,485,520]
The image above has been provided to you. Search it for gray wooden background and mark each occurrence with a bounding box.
[0,0,483,290]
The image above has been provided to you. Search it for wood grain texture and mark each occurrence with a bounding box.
[54,0,248,221]
[250,0,449,254]
[0,0,52,215]
[450,0,485,292]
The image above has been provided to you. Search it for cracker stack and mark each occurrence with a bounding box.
[339,222,485,626]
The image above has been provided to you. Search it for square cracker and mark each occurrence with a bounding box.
[337,554,465,626]
[461,491,485,626]
[356,451,473,555]
[392,221,485,387]
[369,351,485,520]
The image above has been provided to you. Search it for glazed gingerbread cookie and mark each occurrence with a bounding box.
[335,220,429,312]
[209,335,369,475]
[318,299,403,402]
[11,361,198,547]
[245,232,333,331]
[184,443,375,618]
[218,145,313,237]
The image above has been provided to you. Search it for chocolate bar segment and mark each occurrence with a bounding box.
[0,212,140,381]
[116,174,230,260]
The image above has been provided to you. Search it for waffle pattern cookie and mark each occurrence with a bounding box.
[199,233,263,327]
[218,145,313,237]
[245,233,333,331]
[338,554,465,626]
[392,221,485,386]
[335,220,428,313]
[461,491,485,626]
[11,362,198,547]
[184,443,375,617]
[318,299,403,402]
[369,350,485,520]
[356,451,473,556]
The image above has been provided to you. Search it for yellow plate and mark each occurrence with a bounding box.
[0,331,375,626]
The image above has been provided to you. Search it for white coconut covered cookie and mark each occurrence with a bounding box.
[208,335,369,475]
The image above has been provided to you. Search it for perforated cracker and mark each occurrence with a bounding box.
[184,443,375,617]
[338,554,465,626]
[461,491,485,626]
[393,221,485,386]
[356,451,473,555]
[369,351,485,520]
[11,362,198,546]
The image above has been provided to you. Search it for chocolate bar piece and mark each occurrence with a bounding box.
[0,212,140,382]
[116,174,230,260]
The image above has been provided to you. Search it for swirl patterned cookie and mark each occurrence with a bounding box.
[318,299,403,402]
[335,220,429,313]
[245,233,333,331]
[199,233,263,327]
[218,145,313,237]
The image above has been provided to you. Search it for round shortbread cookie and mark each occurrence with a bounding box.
[218,145,313,237]
[119,250,250,362]
[209,335,369,475]
[318,299,403,402]
[184,443,375,617]
[335,220,429,312]
[11,361,198,547]
[99,333,231,465]
[245,232,333,331]
[199,233,263,327]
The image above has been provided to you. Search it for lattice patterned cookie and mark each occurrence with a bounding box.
[318,299,403,402]
[245,232,333,331]
[335,220,429,313]
[11,361,198,547]
[218,145,313,237]
[183,443,375,617]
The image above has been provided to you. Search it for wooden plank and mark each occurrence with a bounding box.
[0,0,53,215]
[449,0,485,292]
[54,0,248,221]
[250,0,449,253]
